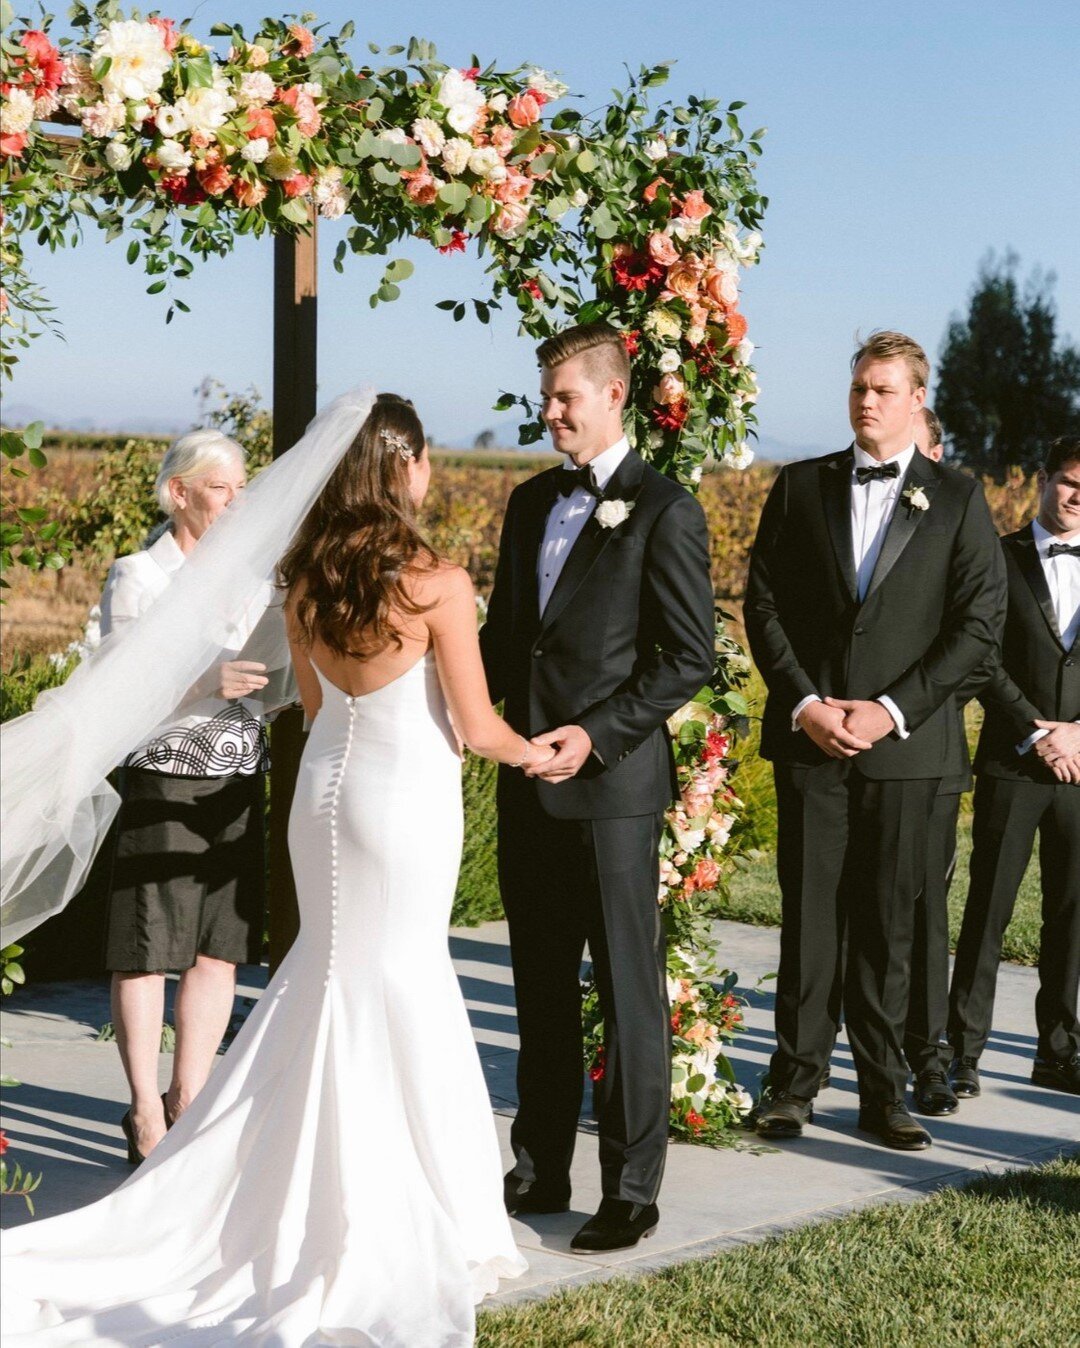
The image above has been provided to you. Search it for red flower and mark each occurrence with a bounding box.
[621,329,641,357]
[670,1008,683,1032]
[588,1047,606,1082]
[703,730,729,763]
[653,399,689,432]
[246,106,277,141]
[0,1129,8,1155]
[148,17,180,54]
[283,172,313,198]
[20,30,65,89]
[436,229,468,254]
[160,172,206,205]
[0,131,29,159]
[685,1110,706,1132]
[521,278,543,300]
[612,250,665,292]
[460,66,480,80]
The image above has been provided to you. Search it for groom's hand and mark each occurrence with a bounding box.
[824,697,895,746]
[526,725,593,782]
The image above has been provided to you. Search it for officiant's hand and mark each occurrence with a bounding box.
[219,660,269,700]
[526,725,593,782]
[824,697,895,747]
[796,700,872,759]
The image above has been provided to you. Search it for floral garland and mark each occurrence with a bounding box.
[1,2,768,1146]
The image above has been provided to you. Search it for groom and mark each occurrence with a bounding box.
[480,321,714,1253]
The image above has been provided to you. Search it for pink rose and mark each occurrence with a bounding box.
[283,24,315,57]
[233,177,268,208]
[647,231,679,267]
[654,372,687,405]
[404,169,438,205]
[277,86,321,137]
[491,125,515,156]
[283,172,313,198]
[666,256,705,302]
[507,92,541,128]
[197,161,233,196]
[493,168,532,203]
[681,189,712,222]
[704,267,739,309]
[492,200,529,236]
[148,16,180,53]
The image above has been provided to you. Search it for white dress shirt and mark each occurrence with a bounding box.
[537,436,630,616]
[793,443,916,738]
[1018,518,1080,755]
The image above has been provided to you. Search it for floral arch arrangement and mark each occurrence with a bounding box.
[1,0,767,1143]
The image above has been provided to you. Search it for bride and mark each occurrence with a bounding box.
[1,393,545,1346]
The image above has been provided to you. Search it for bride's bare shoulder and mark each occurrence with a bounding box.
[408,560,474,607]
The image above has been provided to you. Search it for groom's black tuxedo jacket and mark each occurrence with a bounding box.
[973,523,1080,783]
[480,449,715,819]
[745,447,1007,779]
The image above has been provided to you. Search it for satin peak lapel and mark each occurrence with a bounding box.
[539,450,645,634]
[1012,526,1065,649]
[519,472,560,630]
[863,454,939,602]
[822,451,857,602]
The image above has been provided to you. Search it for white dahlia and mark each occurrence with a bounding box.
[93,20,172,103]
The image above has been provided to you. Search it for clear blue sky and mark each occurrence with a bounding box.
[8,0,1080,451]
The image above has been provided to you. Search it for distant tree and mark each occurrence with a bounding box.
[473,429,496,450]
[936,252,1080,478]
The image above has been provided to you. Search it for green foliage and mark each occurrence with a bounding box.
[450,752,502,927]
[1,420,73,588]
[1,945,26,996]
[62,438,167,561]
[0,650,74,723]
[937,251,1080,479]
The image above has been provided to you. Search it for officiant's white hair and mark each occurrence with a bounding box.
[156,429,246,516]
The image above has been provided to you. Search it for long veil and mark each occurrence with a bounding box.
[0,388,376,946]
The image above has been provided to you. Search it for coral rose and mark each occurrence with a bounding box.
[277,86,320,137]
[681,189,712,222]
[197,161,233,196]
[704,267,739,309]
[647,231,680,267]
[283,172,313,198]
[283,24,315,57]
[246,106,276,140]
[233,176,268,208]
[507,91,541,128]
[666,256,705,303]
[643,176,668,204]
[492,200,530,237]
[692,857,720,891]
[493,169,532,204]
[405,170,438,205]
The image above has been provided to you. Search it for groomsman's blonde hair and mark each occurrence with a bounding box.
[851,330,929,391]
[537,322,631,404]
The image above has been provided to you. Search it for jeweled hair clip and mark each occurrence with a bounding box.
[380,429,414,462]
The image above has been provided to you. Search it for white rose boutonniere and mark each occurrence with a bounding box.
[595,499,634,529]
[903,485,930,512]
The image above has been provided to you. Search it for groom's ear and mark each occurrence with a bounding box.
[608,377,627,410]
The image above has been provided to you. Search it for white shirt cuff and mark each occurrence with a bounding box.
[791,693,820,732]
[877,695,909,739]
[1016,727,1050,756]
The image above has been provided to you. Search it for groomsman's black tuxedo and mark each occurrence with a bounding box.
[949,523,1080,1067]
[746,447,1006,1104]
[480,448,714,1205]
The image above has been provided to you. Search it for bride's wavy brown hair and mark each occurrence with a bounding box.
[279,393,438,657]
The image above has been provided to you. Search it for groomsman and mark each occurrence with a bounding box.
[746,331,1006,1149]
[948,436,1080,1097]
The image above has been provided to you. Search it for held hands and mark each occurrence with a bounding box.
[525,724,594,782]
[823,697,896,747]
[796,700,872,759]
[219,660,269,700]
[1032,721,1080,784]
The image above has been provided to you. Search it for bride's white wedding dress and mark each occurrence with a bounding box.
[2,652,525,1346]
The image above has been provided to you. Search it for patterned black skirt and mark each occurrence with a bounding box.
[103,767,267,973]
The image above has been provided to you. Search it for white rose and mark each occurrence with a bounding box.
[487,91,508,113]
[569,188,588,208]
[155,138,192,173]
[238,70,275,105]
[644,135,667,162]
[525,67,568,101]
[264,147,297,179]
[1,88,35,135]
[468,146,501,177]
[437,68,485,135]
[154,103,188,137]
[440,137,472,175]
[486,162,508,184]
[129,101,153,125]
[565,134,581,152]
[686,326,707,348]
[241,136,270,163]
[80,99,127,136]
[300,81,325,100]
[648,428,665,449]
[724,442,755,470]
[93,20,172,103]
[657,349,681,374]
[668,215,701,241]
[176,84,236,134]
[735,337,755,365]
[379,127,408,146]
[412,116,445,158]
[104,139,134,171]
[690,464,703,485]
[594,498,634,530]
[727,1085,754,1116]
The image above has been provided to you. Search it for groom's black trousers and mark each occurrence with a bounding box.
[498,783,669,1207]
[771,760,940,1104]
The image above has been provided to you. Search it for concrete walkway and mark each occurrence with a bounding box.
[1,920,1076,1309]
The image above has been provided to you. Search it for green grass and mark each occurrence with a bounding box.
[477,1152,1080,1348]
[724,815,1043,966]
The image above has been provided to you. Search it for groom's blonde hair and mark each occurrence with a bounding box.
[537,322,631,406]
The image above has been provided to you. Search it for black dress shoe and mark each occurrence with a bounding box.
[857,1100,932,1150]
[503,1172,570,1215]
[1031,1054,1080,1095]
[570,1197,659,1254]
[948,1055,981,1098]
[754,1092,814,1138]
[913,1069,960,1116]
[819,1065,832,1090]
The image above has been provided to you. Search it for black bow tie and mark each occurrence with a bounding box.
[1048,542,1080,558]
[855,462,900,484]
[556,465,602,499]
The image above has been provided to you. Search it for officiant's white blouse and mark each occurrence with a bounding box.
[100,528,269,776]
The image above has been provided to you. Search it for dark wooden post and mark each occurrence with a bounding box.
[268,220,318,971]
